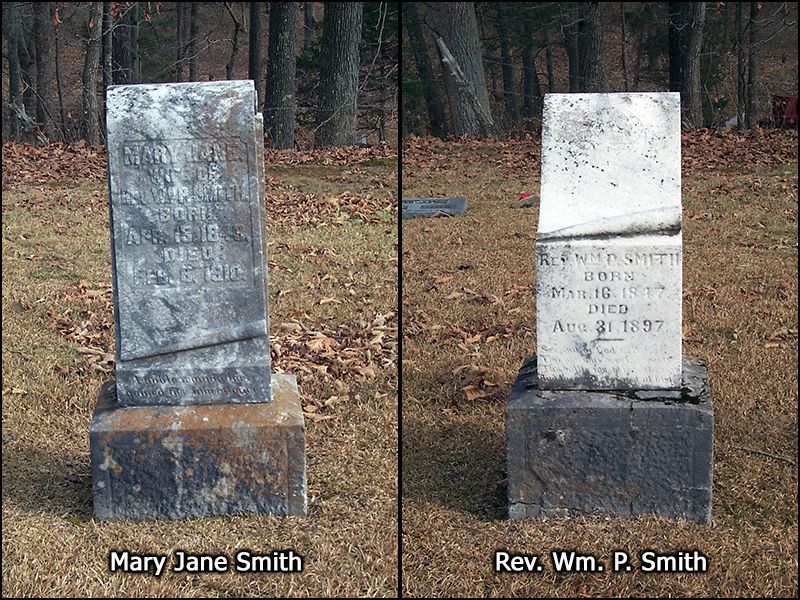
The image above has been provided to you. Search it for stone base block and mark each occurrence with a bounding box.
[90,374,306,520]
[506,356,713,523]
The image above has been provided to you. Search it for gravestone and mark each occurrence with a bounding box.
[536,93,682,389]
[506,93,713,522]
[90,81,306,520]
[401,197,467,219]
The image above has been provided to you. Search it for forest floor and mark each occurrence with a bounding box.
[1,143,398,597]
[401,129,798,598]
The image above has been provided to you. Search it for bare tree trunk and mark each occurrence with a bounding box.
[113,2,139,84]
[736,1,745,129]
[315,2,363,147]
[431,2,494,137]
[54,4,67,140]
[633,24,644,91]
[189,2,199,81]
[681,2,705,127]
[620,2,628,92]
[746,1,759,128]
[102,2,112,90]
[479,10,497,105]
[521,20,542,134]
[497,4,519,126]
[223,2,242,80]
[667,2,683,93]
[265,2,299,149]
[563,3,582,92]
[82,2,103,145]
[544,25,554,93]
[249,1,262,101]
[5,2,22,139]
[581,2,605,92]
[303,2,316,54]
[130,3,140,83]
[404,2,447,137]
[32,2,56,139]
[668,2,706,128]
[18,4,38,122]
[176,2,185,81]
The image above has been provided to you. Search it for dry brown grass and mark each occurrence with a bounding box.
[2,158,398,598]
[401,134,798,598]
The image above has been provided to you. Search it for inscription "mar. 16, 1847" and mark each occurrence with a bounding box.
[115,137,255,290]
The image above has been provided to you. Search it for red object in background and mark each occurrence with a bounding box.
[772,94,798,126]
[518,192,531,201]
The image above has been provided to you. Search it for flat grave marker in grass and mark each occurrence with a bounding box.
[401,197,467,219]
[90,81,306,521]
[507,92,713,523]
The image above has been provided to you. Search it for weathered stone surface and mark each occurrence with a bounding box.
[401,197,467,219]
[106,80,270,405]
[506,356,713,523]
[536,92,682,390]
[90,374,306,520]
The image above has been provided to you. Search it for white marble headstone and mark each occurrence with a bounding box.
[536,92,682,390]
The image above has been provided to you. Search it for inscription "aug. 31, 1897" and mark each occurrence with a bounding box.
[115,137,254,289]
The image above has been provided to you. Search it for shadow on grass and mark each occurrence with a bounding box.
[402,372,508,522]
[2,443,93,520]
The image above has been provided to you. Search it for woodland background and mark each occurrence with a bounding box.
[402,2,798,136]
[3,2,399,148]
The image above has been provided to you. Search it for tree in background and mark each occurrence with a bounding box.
[81,2,103,145]
[668,2,707,127]
[303,2,317,55]
[33,2,57,140]
[403,2,447,137]
[4,2,23,139]
[3,2,397,146]
[222,2,243,81]
[265,2,299,149]
[248,2,262,102]
[102,1,112,93]
[497,4,520,125]
[430,2,495,137]
[188,2,200,80]
[746,1,760,128]
[401,1,796,137]
[521,18,543,134]
[176,1,188,81]
[112,2,140,84]
[315,2,364,147]
[562,2,607,92]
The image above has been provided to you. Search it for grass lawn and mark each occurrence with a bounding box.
[2,152,398,597]
[401,133,797,598]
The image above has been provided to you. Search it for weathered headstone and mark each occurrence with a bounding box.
[106,81,271,406]
[90,81,306,520]
[506,93,713,522]
[536,92,682,389]
[401,197,467,219]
